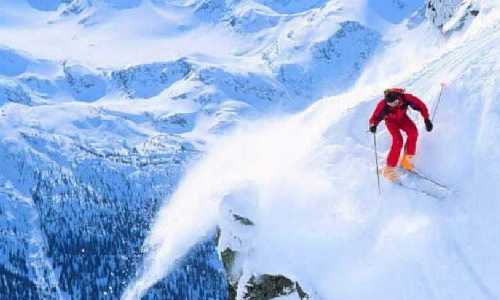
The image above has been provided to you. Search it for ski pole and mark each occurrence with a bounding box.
[373,133,381,194]
[431,82,447,122]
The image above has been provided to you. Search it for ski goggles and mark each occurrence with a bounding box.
[386,99,401,107]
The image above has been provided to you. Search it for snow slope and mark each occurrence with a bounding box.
[0,0,397,298]
[0,0,499,299]
[124,1,500,300]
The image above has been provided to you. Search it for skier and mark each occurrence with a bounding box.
[369,88,433,181]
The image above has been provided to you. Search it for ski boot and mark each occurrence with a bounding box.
[382,165,400,182]
[400,154,415,172]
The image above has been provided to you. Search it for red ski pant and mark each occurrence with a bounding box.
[385,116,418,167]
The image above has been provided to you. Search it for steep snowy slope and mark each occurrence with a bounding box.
[0,0,407,299]
[1,0,498,299]
[124,1,500,300]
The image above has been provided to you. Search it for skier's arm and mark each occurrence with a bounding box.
[369,100,386,127]
[404,93,430,120]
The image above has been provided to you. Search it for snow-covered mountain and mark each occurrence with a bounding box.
[0,0,499,299]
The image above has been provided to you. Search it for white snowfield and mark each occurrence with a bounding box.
[0,0,499,299]
[125,1,500,300]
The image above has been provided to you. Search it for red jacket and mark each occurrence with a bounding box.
[369,93,429,126]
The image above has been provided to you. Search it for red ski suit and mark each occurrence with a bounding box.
[369,93,430,167]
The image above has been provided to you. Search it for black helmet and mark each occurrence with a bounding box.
[384,88,404,103]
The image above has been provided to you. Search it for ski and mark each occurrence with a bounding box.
[409,169,450,190]
[394,181,446,200]
[395,169,452,200]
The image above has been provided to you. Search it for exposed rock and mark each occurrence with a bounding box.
[243,274,309,300]
[426,0,480,33]
[60,0,92,17]
[229,10,280,33]
[221,247,239,299]
[194,0,232,22]
[196,67,287,108]
[0,79,31,105]
[111,59,192,99]
[63,63,107,102]
[20,76,57,98]
[154,112,197,134]
[220,246,309,300]
[217,190,310,300]
[277,21,381,99]
[233,213,254,226]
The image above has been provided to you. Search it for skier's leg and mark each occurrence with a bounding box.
[401,117,418,155]
[385,121,403,167]
[383,121,403,181]
[400,117,418,171]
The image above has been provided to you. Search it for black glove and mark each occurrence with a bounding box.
[425,119,433,132]
[369,124,377,133]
